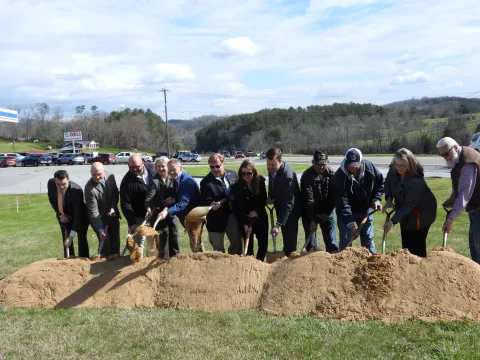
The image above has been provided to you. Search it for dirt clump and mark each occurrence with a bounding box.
[2,247,480,322]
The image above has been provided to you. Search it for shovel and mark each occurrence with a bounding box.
[265,204,285,263]
[345,209,378,248]
[381,209,395,254]
[121,220,147,256]
[302,231,316,253]
[63,227,70,258]
[244,226,253,256]
[98,224,108,256]
[443,205,453,248]
[185,199,226,222]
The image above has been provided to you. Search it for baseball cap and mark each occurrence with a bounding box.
[344,148,362,167]
[313,149,328,165]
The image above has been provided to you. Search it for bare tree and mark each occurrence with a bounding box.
[35,102,50,134]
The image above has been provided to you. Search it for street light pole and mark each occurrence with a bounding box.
[160,88,170,157]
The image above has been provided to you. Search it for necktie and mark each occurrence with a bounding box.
[57,189,65,215]
[174,179,179,193]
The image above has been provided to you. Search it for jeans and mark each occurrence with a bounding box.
[302,212,339,253]
[337,211,376,253]
[468,208,480,263]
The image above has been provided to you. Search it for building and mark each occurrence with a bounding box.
[59,140,100,153]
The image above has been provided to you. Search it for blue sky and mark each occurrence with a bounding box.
[0,0,479,119]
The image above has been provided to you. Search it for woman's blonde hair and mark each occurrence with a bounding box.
[389,148,424,177]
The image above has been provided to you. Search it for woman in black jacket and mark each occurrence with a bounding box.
[145,156,179,259]
[383,148,437,257]
[232,160,269,261]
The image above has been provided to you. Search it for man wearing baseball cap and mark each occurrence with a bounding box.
[332,148,384,253]
[300,149,339,252]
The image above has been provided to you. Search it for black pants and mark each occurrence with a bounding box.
[58,220,89,258]
[93,215,120,256]
[156,215,180,259]
[282,216,299,256]
[401,225,430,257]
[243,216,269,261]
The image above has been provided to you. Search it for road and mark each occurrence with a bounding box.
[0,156,451,195]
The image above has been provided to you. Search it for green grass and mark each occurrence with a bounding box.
[0,140,50,153]
[0,178,478,359]
[183,164,311,177]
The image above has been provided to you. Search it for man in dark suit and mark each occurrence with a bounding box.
[47,169,90,258]
[84,162,121,257]
[266,147,302,256]
[156,159,202,251]
[200,153,242,255]
[120,154,155,256]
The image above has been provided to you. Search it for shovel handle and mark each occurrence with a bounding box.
[443,230,448,248]
[302,231,315,252]
[244,229,252,256]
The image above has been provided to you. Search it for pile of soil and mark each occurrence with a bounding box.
[1,248,480,322]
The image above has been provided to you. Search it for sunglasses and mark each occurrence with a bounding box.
[241,171,253,176]
[440,146,454,158]
[209,165,222,169]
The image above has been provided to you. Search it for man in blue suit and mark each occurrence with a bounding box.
[156,159,203,252]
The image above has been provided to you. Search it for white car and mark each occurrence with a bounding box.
[140,154,153,162]
[469,132,480,152]
[116,152,135,163]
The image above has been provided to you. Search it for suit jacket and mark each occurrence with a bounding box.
[232,175,267,228]
[167,171,201,223]
[120,166,155,226]
[200,169,238,232]
[84,174,120,230]
[268,161,302,226]
[145,174,173,211]
[47,179,88,233]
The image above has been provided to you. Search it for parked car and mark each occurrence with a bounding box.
[82,152,97,164]
[21,153,52,167]
[469,132,480,152]
[173,151,193,162]
[140,154,153,162]
[221,151,231,158]
[49,152,63,163]
[57,154,85,165]
[153,152,169,161]
[259,151,267,159]
[235,151,245,159]
[191,153,202,163]
[0,156,17,167]
[246,151,257,157]
[91,153,117,165]
[0,152,24,163]
[116,151,135,164]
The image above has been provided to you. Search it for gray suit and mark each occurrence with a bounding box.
[84,174,121,256]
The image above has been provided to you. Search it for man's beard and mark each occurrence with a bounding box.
[446,150,459,168]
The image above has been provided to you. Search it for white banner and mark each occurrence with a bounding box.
[0,108,19,123]
[64,131,82,141]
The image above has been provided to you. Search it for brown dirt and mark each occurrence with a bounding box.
[1,248,480,322]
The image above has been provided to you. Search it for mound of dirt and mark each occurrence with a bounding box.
[1,248,480,322]
[261,247,480,322]
[0,252,269,311]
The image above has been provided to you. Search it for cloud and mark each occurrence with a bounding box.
[212,97,239,107]
[152,63,196,83]
[394,54,419,64]
[390,71,429,85]
[214,37,261,57]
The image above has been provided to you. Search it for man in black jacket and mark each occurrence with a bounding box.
[266,147,302,256]
[300,149,339,253]
[200,153,242,254]
[120,154,155,255]
[47,169,90,258]
[332,148,384,253]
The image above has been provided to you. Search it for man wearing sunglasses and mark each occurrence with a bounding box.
[300,149,339,253]
[200,153,242,254]
[437,137,480,264]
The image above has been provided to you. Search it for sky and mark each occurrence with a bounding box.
[1,0,480,120]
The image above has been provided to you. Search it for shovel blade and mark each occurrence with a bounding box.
[266,251,285,264]
[185,206,211,222]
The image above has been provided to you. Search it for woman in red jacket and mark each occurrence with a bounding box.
[232,160,269,261]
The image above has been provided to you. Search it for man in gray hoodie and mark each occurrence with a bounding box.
[332,148,384,253]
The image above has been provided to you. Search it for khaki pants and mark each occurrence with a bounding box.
[208,212,243,255]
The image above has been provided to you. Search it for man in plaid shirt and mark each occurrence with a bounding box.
[437,137,480,263]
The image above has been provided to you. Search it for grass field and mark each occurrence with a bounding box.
[1,178,479,359]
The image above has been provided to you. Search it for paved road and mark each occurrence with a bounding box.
[0,156,451,195]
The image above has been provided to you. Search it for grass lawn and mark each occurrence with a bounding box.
[183,163,311,177]
[0,178,478,359]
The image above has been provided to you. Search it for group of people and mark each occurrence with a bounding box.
[46,136,480,264]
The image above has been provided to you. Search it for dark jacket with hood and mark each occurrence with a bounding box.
[300,165,335,222]
[384,168,437,231]
[332,159,384,226]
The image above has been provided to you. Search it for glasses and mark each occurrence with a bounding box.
[241,171,253,177]
[440,146,454,158]
[394,163,406,168]
[129,165,141,169]
[209,165,222,169]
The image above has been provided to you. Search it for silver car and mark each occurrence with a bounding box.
[57,154,85,165]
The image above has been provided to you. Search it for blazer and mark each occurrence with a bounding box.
[167,171,201,223]
[47,179,88,233]
[200,169,238,232]
[145,174,174,211]
[268,161,302,226]
[232,175,268,228]
[120,166,155,226]
[84,174,120,231]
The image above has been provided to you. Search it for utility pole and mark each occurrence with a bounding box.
[160,88,170,157]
